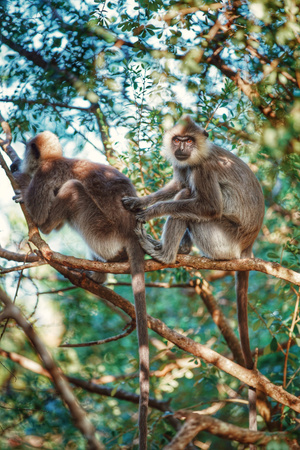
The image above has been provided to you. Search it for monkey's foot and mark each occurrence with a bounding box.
[12,190,24,203]
[177,229,193,255]
[88,271,107,284]
[134,223,174,264]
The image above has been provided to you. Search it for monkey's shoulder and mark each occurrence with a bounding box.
[203,145,255,176]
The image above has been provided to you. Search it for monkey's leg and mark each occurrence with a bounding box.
[88,255,107,284]
[39,179,87,234]
[37,181,76,234]
[190,221,241,260]
[136,218,187,264]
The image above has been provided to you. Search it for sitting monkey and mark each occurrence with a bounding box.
[123,115,265,432]
[11,131,149,450]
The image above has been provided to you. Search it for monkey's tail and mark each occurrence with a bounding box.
[127,240,149,450]
[236,270,257,437]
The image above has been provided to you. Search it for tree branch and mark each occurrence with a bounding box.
[164,410,288,449]
[26,246,300,287]
[0,348,169,413]
[24,242,300,414]
[59,320,136,348]
[193,277,244,365]
[0,288,104,450]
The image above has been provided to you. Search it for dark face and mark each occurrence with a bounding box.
[172,136,195,161]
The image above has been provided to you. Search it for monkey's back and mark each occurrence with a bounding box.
[35,157,138,257]
[192,145,265,242]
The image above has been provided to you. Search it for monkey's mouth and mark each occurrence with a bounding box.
[175,154,189,161]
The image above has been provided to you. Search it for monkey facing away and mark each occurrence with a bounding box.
[11,131,149,449]
[123,115,265,431]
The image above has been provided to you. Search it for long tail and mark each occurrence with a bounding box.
[127,240,149,450]
[236,270,257,435]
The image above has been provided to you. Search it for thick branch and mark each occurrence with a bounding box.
[164,411,288,449]
[25,242,300,286]
[25,240,300,414]
[0,288,104,450]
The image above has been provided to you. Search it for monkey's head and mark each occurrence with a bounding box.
[162,115,209,167]
[21,131,63,175]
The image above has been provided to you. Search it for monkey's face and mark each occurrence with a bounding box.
[172,136,195,161]
[162,117,210,167]
[21,142,41,175]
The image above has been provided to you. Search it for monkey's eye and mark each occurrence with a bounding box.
[187,138,193,144]
[173,138,180,144]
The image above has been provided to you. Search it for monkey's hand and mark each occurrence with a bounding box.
[12,190,24,204]
[122,197,143,213]
[135,209,149,223]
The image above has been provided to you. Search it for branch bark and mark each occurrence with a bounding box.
[21,242,300,286]
[164,410,288,449]
[0,348,169,413]
[23,242,300,415]
[3,244,298,290]
[193,277,244,365]
[0,288,104,450]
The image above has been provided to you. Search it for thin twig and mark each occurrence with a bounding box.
[0,261,46,274]
[59,320,136,347]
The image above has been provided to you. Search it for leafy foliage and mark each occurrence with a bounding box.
[0,0,299,448]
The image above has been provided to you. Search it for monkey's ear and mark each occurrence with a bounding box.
[203,129,209,138]
[31,142,40,159]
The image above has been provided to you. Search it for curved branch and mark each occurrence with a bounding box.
[0,288,104,450]
[193,278,244,365]
[164,410,288,449]
[0,243,299,286]
[28,243,300,414]
[27,243,300,286]
[0,348,169,413]
[59,320,136,348]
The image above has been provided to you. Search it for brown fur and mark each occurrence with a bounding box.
[123,116,265,433]
[13,132,149,449]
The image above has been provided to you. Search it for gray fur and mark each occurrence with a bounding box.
[123,116,265,432]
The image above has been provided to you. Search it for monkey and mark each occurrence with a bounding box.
[122,115,265,432]
[11,131,149,449]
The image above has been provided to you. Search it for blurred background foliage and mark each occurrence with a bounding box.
[0,0,299,448]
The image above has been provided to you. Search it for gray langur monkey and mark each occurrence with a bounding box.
[11,131,149,450]
[123,115,265,432]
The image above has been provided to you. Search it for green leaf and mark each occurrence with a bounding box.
[270,337,278,352]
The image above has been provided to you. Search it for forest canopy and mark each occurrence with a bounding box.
[0,0,299,449]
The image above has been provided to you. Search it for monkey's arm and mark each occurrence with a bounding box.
[136,175,223,223]
[122,178,183,212]
[11,171,32,203]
